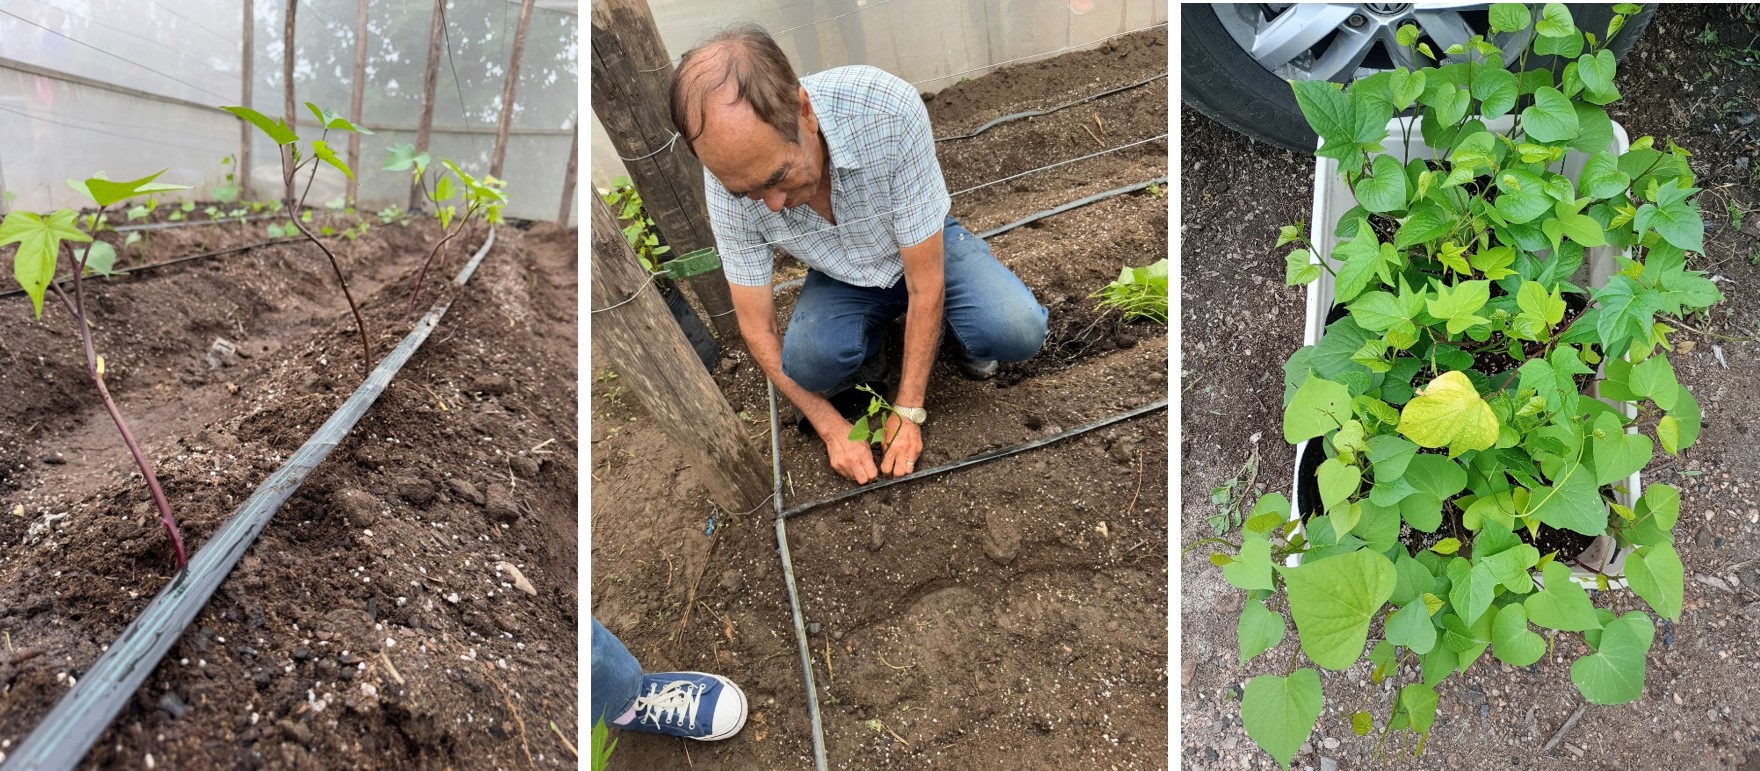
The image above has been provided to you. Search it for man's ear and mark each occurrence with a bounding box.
[798,85,816,135]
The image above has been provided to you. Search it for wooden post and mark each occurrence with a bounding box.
[490,0,535,180]
[347,0,369,202]
[282,0,296,132]
[590,0,740,339]
[240,0,254,200]
[412,0,445,210]
[591,195,768,510]
[558,123,579,226]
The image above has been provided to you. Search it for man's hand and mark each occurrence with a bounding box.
[822,424,879,484]
[879,414,923,477]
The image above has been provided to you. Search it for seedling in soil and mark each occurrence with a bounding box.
[377,204,405,225]
[601,176,671,271]
[1091,258,1168,323]
[223,102,375,369]
[213,155,241,204]
[589,719,616,771]
[384,143,508,314]
[847,384,903,447]
[1,170,194,570]
[1219,4,1722,766]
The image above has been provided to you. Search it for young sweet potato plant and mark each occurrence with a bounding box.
[383,143,508,313]
[222,102,375,368]
[0,171,193,570]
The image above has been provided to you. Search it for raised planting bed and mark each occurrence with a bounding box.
[590,27,1168,771]
[0,214,580,769]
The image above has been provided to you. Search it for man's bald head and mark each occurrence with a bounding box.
[669,24,802,155]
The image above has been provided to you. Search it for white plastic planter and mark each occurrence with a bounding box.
[1293,116,1635,590]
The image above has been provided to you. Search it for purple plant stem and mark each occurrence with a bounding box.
[284,140,373,369]
[54,235,187,570]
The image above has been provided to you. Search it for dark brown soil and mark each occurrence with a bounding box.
[0,215,579,769]
[590,29,1168,771]
[1182,5,1760,769]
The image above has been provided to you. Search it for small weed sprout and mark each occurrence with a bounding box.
[222,102,375,369]
[0,171,195,570]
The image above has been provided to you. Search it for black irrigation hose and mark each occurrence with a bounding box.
[975,175,1167,240]
[3,227,498,771]
[767,382,829,771]
[773,174,1166,294]
[113,212,280,232]
[780,398,1167,520]
[933,71,1168,143]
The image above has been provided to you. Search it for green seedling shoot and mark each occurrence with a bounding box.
[589,719,616,771]
[846,384,902,447]
[601,176,672,272]
[222,102,375,369]
[1,171,194,570]
[384,143,508,314]
[1091,257,1168,323]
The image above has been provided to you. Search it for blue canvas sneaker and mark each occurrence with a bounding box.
[624,672,748,741]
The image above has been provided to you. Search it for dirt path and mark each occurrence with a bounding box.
[590,28,1169,771]
[0,217,580,769]
[1179,5,1760,769]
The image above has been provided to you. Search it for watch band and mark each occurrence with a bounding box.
[895,406,927,425]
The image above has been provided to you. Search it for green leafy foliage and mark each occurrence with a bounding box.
[845,384,901,447]
[600,176,671,272]
[1219,7,1712,764]
[1092,258,1169,323]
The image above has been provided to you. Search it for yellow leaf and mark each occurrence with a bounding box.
[1396,371,1499,458]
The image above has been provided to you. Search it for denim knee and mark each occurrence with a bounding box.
[963,304,1048,362]
[781,331,862,393]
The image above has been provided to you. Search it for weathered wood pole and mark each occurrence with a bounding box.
[240,0,254,200]
[590,194,768,510]
[282,0,296,131]
[590,0,739,339]
[347,0,369,201]
[490,0,535,180]
[558,123,579,226]
[412,0,445,209]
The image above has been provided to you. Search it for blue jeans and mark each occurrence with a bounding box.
[781,216,1048,393]
[591,618,643,725]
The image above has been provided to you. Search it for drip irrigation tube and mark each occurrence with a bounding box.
[933,72,1167,143]
[3,227,498,771]
[0,237,316,301]
[976,176,1167,240]
[783,399,1166,519]
[774,174,1166,294]
[768,382,830,771]
[112,212,280,232]
[765,394,1165,770]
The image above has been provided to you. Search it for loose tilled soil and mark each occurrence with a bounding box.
[0,214,580,768]
[1180,5,1760,770]
[590,29,1169,771]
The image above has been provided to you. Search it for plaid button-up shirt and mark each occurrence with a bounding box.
[704,65,951,288]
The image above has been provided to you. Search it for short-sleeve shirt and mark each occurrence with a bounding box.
[705,65,951,288]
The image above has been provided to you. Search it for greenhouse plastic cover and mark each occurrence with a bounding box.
[589,0,1168,189]
[0,0,577,223]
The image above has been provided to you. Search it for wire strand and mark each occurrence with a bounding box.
[589,271,661,314]
[0,9,234,102]
[616,132,680,161]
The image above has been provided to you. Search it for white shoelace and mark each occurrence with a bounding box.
[632,680,707,731]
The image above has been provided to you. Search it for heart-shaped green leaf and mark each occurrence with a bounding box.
[1625,542,1683,621]
[1386,598,1438,655]
[1224,535,1275,592]
[1520,87,1580,144]
[1317,458,1361,515]
[1238,599,1287,666]
[1283,549,1395,669]
[1525,561,1602,631]
[1491,603,1546,666]
[1242,669,1324,770]
[1356,154,1409,214]
[1569,611,1654,705]
[1285,375,1352,444]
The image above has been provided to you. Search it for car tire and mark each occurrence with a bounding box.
[1181,4,1657,153]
